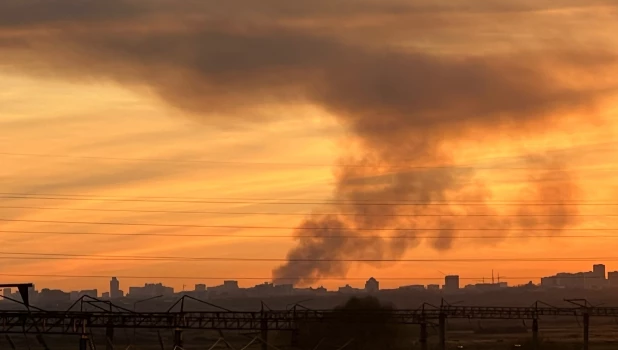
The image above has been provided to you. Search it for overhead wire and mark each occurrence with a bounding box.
[2,229,616,239]
[0,218,616,231]
[1,194,617,205]
[0,205,606,217]
[3,151,614,170]
[0,251,616,263]
[3,147,616,286]
[2,192,618,205]
[0,192,608,203]
[0,273,560,281]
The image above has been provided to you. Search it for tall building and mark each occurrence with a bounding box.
[444,275,460,292]
[609,271,618,288]
[195,284,206,292]
[593,264,606,279]
[2,288,10,298]
[110,277,120,299]
[365,277,379,293]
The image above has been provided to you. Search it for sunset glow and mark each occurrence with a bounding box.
[1,0,618,293]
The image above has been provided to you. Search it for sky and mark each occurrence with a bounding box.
[1,0,618,293]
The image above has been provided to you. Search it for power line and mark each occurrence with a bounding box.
[1,229,615,239]
[0,251,616,262]
[0,205,605,217]
[1,192,605,204]
[0,194,613,206]
[0,273,550,281]
[0,218,615,231]
[2,152,610,170]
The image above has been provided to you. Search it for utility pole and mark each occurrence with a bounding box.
[79,319,89,350]
[564,299,591,350]
[79,335,89,350]
[532,318,539,350]
[174,328,183,349]
[583,312,590,350]
[419,321,428,350]
[132,295,163,342]
[438,312,446,350]
[260,318,268,350]
[106,323,114,350]
[260,302,268,350]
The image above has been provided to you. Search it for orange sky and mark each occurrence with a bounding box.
[1,1,618,293]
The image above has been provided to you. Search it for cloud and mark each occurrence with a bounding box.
[1,0,616,28]
[0,0,616,285]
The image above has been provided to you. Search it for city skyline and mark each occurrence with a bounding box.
[3,263,617,299]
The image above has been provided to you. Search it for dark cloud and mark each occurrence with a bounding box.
[1,0,615,28]
[0,0,156,27]
[273,156,582,285]
[0,0,615,285]
[1,28,612,126]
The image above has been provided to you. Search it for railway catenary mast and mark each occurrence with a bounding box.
[0,283,34,307]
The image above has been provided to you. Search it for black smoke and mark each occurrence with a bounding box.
[0,0,613,285]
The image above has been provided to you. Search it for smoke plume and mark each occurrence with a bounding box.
[0,0,615,285]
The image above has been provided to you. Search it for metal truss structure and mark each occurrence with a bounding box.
[0,311,301,334]
[0,295,614,350]
[1,304,618,334]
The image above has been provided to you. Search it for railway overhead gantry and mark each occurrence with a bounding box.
[0,296,615,350]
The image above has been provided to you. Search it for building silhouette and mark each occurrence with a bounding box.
[427,284,440,291]
[128,283,174,298]
[541,264,608,289]
[207,280,241,297]
[110,277,120,299]
[23,261,618,304]
[40,288,70,302]
[399,284,425,291]
[274,284,294,296]
[223,280,239,290]
[365,277,379,293]
[609,271,618,287]
[444,275,460,292]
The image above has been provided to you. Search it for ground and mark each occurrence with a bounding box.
[3,321,618,350]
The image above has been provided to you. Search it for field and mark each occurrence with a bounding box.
[3,320,618,350]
